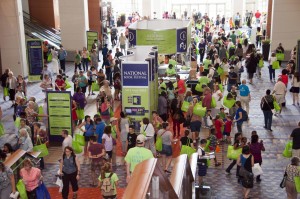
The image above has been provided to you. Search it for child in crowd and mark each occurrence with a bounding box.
[126,125,137,152]
[207,128,221,167]
[203,109,213,128]
[197,139,208,185]
[223,115,233,144]
[218,107,226,120]
[214,115,224,141]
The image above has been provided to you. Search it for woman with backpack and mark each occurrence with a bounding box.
[98,162,119,199]
[237,146,254,199]
[59,146,81,199]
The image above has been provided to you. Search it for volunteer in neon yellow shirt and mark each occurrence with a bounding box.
[158,78,167,94]
[125,134,154,183]
[166,64,176,77]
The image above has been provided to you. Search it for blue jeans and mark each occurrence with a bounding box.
[237,122,243,133]
[268,66,275,80]
[263,110,273,129]
[106,71,112,85]
[82,58,89,71]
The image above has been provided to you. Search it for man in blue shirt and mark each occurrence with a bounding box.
[95,117,106,143]
[239,79,251,114]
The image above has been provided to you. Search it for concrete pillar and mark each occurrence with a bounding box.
[266,0,272,38]
[271,0,300,51]
[0,0,27,76]
[59,0,89,56]
[28,0,59,29]
[232,0,245,20]
[142,0,151,19]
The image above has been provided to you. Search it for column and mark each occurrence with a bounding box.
[232,0,245,21]
[28,0,59,29]
[271,0,300,51]
[266,0,272,38]
[0,0,27,76]
[88,0,101,40]
[59,0,89,57]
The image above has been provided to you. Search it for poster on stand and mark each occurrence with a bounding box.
[87,31,98,52]
[27,39,44,82]
[47,91,72,140]
[122,62,150,121]
[128,29,136,46]
[177,28,188,53]
[136,29,176,54]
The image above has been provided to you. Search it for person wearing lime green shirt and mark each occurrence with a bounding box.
[125,134,154,183]
[203,56,212,75]
[166,64,176,77]
[98,162,119,198]
[159,78,167,94]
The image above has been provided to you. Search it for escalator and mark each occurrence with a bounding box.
[23,11,61,48]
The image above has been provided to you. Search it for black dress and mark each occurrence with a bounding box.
[240,154,254,188]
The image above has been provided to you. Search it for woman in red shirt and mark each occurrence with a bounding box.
[55,75,66,91]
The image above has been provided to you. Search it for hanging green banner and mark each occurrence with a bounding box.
[87,31,98,52]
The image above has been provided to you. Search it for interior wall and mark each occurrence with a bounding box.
[88,0,101,40]
[271,0,300,51]
[28,0,58,29]
[22,0,29,13]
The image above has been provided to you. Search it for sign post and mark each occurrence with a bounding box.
[47,91,72,142]
[27,40,44,82]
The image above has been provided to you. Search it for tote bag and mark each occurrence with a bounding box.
[272,61,280,69]
[16,179,28,199]
[193,103,206,117]
[33,138,49,158]
[227,145,242,160]
[72,141,83,154]
[223,95,236,109]
[276,53,285,61]
[282,141,293,158]
[76,109,85,120]
[181,101,190,112]
[252,163,263,176]
[75,134,85,146]
[36,182,51,199]
[180,139,196,158]
[92,82,100,92]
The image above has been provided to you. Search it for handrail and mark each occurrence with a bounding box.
[23,11,60,34]
[4,149,26,168]
[123,158,178,199]
[169,154,194,199]
[189,153,198,180]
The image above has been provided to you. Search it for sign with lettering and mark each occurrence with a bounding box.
[122,63,149,86]
[27,39,44,81]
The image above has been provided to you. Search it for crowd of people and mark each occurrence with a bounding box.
[0,9,300,199]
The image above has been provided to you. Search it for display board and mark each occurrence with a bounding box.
[27,39,44,82]
[87,31,98,52]
[47,91,72,139]
[137,29,176,54]
[122,62,150,122]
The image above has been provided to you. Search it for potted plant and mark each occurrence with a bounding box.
[262,39,270,60]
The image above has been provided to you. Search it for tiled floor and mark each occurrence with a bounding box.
[0,55,298,198]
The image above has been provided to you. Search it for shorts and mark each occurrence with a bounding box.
[88,80,94,85]
[84,135,91,141]
[223,131,230,136]
[197,161,207,176]
[103,195,116,199]
[274,94,285,104]
[91,161,102,171]
[190,121,201,132]
[161,144,172,157]
[106,150,113,159]
[120,44,125,49]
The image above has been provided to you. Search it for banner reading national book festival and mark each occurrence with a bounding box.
[27,39,44,81]
[47,91,72,141]
[121,62,150,122]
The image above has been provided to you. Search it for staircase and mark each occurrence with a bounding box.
[23,11,61,48]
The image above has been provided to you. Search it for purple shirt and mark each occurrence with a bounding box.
[73,92,85,109]
[249,142,265,162]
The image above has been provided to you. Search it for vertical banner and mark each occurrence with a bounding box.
[128,29,136,46]
[27,40,44,82]
[176,28,188,53]
[122,62,149,123]
[87,31,99,52]
[47,91,72,141]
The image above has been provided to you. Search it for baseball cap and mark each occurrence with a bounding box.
[136,134,146,144]
[110,117,118,122]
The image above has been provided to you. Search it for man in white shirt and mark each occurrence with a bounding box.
[61,129,72,151]
[272,77,287,114]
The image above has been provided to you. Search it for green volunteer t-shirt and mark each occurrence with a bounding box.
[124,146,154,172]
[99,172,119,195]
[166,67,176,76]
